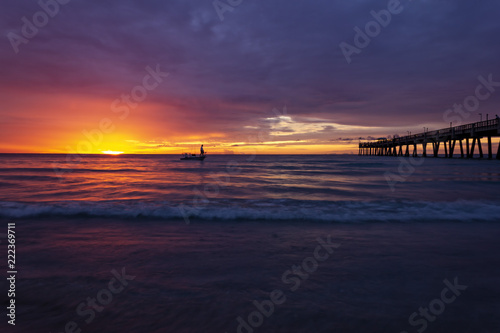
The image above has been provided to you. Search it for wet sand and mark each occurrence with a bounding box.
[4,217,500,333]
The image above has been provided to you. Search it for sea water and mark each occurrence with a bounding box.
[0,154,499,222]
[1,154,500,332]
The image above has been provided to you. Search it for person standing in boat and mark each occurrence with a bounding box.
[200,145,205,156]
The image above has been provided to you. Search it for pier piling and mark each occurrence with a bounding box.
[359,119,500,160]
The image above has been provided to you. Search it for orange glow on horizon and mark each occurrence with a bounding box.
[0,91,364,154]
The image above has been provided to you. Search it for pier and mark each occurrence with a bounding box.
[359,118,500,159]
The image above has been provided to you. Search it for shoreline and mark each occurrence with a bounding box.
[6,216,500,332]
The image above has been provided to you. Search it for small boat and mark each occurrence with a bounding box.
[180,153,206,160]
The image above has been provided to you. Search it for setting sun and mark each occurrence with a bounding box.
[102,150,124,155]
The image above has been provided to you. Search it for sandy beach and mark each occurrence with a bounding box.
[5,216,500,333]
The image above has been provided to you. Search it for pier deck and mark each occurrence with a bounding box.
[359,119,500,159]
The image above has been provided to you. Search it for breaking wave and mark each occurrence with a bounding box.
[1,199,499,223]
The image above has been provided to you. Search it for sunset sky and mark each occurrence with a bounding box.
[2,0,500,154]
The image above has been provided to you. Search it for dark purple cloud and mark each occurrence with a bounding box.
[1,0,500,151]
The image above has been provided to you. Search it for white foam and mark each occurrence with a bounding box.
[1,199,499,223]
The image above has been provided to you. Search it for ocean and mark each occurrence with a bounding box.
[1,154,499,222]
[1,154,499,333]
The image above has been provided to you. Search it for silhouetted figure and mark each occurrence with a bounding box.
[200,145,205,156]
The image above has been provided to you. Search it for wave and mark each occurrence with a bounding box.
[0,168,145,173]
[0,199,499,223]
[0,175,63,181]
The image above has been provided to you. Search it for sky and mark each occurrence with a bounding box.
[1,0,500,154]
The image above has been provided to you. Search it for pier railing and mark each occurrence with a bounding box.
[359,118,500,159]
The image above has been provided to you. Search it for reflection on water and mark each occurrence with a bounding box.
[1,154,499,203]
